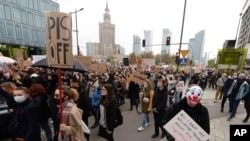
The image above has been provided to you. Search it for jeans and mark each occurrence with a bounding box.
[40,119,53,141]
[142,113,149,127]
[168,95,174,106]
[175,91,181,103]
[229,97,241,118]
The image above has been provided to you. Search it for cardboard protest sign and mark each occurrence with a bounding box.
[45,12,73,68]
[89,63,107,73]
[164,110,209,141]
[74,56,92,70]
[16,49,24,69]
[130,72,147,84]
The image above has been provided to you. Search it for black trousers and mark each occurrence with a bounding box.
[98,125,114,141]
[153,111,165,135]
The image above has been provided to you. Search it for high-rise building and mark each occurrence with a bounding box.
[161,28,172,54]
[86,42,99,56]
[237,0,250,48]
[188,30,205,65]
[0,0,59,56]
[133,35,141,55]
[144,30,153,52]
[98,1,122,56]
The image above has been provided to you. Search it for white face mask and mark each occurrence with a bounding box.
[14,95,27,103]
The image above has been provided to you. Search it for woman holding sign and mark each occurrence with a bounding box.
[162,85,210,141]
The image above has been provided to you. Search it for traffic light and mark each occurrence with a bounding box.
[142,39,146,47]
[175,52,180,64]
[166,36,171,45]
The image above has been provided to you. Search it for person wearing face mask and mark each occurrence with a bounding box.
[161,85,210,141]
[137,79,154,132]
[220,73,238,112]
[11,86,41,141]
[227,73,249,121]
[98,84,118,141]
[151,75,168,139]
[54,85,87,141]
[214,73,227,102]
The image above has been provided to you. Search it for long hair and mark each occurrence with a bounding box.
[144,79,152,91]
[100,83,115,107]
[56,85,79,101]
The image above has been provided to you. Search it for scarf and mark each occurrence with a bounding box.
[58,99,75,141]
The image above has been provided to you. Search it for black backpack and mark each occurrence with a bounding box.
[114,106,123,127]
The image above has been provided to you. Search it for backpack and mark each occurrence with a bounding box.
[114,106,123,127]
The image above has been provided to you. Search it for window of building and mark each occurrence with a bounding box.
[12,0,18,4]
[0,21,6,38]
[40,15,45,28]
[22,25,30,41]
[20,9,27,24]
[0,4,4,18]
[40,0,46,12]
[28,0,33,9]
[35,14,41,27]
[20,0,27,8]
[31,29,37,42]
[52,5,58,12]
[13,7,21,22]
[4,5,12,20]
[33,0,38,11]
[6,22,15,39]
[46,2,51,11]
[37,30,41,42]
[28,12,33,26]
[15,25,22,39]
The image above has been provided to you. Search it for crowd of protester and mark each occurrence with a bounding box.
[0,63,250,141]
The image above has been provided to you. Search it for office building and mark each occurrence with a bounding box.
[133,35,141,55]
[144,30,153,52]
[0,0,59,56]
[188,30,205,65]
[161,28,172,54]
[237,0,250,48]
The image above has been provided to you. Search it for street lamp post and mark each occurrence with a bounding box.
[177,0,187,71]
[70,8,84,55]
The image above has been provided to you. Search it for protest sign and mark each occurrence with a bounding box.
[164,110,209,141]
[45,12,73,68]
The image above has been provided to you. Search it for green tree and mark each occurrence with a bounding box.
[129,52,137,64]
[207,59,216,68]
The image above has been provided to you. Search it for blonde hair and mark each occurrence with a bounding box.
[1,82,16,94]
[70,88,79,101]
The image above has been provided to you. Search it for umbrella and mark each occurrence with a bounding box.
[0,56,16,64]
[0,62,11,72]
[32,58,88,73]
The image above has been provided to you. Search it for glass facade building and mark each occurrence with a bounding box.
[0,0,59,55]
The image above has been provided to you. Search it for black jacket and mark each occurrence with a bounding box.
[162,97,210,141]
[13,99,41,141]
[152,87,168,112]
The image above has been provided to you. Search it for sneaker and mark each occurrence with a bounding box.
[137,126,144,132]
[145,123,150,127]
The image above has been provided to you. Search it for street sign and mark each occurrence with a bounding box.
[181,50,189,58]
[179,58,187,65]
[45,12,73,68]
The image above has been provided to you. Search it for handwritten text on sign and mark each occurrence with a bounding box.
[163,110,209,141]
[45,12,73,68]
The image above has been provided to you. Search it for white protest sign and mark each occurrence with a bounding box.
[45,12,73,68]
[163,110,209,141]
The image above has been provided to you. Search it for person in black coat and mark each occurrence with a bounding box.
[127,80,140,111]
[243,78,250,122]
[11,86,41,141]
[151,75,168,139]
[29,84,52,141]
[162,85,210,141]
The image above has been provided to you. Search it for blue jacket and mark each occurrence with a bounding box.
[236,81,249,100]
[92,88,102,107]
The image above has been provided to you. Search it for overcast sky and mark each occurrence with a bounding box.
[58,0,245,58]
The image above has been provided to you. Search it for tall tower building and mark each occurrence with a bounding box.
[161,28,172,54]
[237,0,250,48]
[133,35,141,55]
[188,30,205,65]
[98,1,122,56]
[144,30,153,52]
